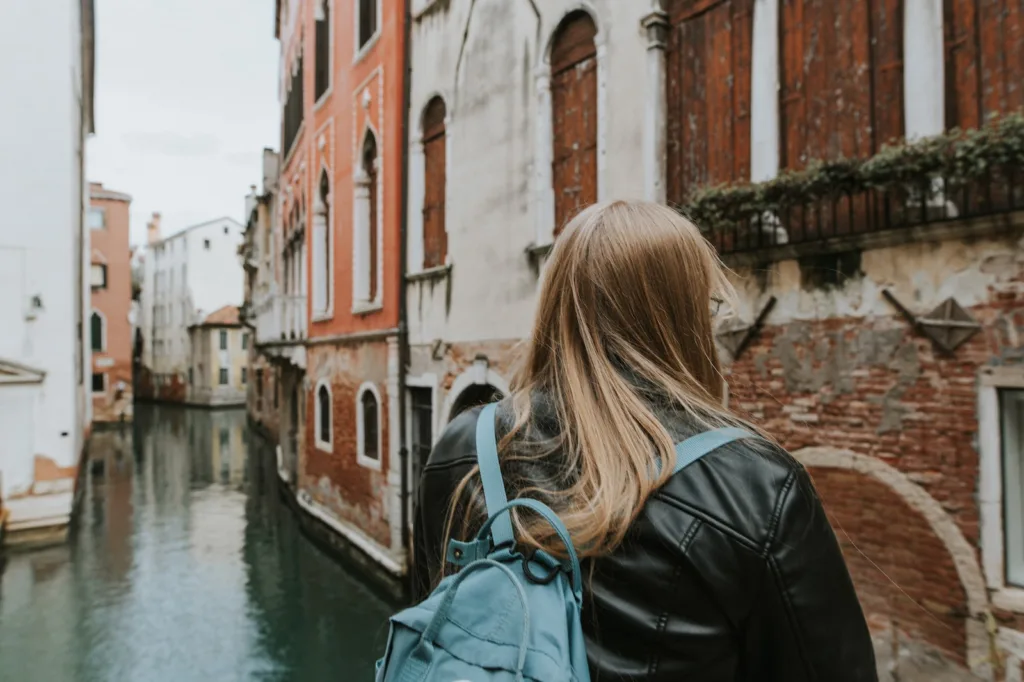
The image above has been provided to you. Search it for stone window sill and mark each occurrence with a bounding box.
[406,263,451,284]
[352,300,383,316]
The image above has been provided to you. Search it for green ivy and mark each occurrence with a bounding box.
[682,112,1024,229]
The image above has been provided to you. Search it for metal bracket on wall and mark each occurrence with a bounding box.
[881,289,981,354]
[716,296,777,360]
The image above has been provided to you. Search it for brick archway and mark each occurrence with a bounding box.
[793,446,992,678]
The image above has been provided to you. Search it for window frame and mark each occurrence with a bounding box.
[241,367,248,384]
[314,0,333,107]
[315,379,333,452]
[420,96,448,270]
[219,367,229,385]
[979,366,1024,613]
[354,0,381,63]
[356,381,383,470]
[219,329,228,350]
[91,371,106,395]
[88,206,106,230]
[90,263,108,290]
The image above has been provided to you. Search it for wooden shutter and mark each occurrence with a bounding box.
[422,98,447,269]
[665,0,754,206]
[551,12,598,234]
[779,0,903,239]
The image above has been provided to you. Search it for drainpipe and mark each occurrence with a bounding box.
[397,0,414,600]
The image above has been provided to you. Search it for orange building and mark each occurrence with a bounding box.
[275,0,406,580]
[88,182,133,423]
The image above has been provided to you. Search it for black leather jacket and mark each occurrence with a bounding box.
[413,400,878,681]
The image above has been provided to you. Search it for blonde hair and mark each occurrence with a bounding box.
[444,200,763,563]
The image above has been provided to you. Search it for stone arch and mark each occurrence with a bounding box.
[442,361,510,423]
[793,446,992,678]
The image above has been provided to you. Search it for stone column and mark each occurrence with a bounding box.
[641,10,669,203]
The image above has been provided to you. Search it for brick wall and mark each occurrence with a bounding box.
[303,341,391,547]
[724,241,1024,666]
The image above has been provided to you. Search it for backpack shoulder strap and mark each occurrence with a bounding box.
[673,426,756,474]
[475,402,515,548]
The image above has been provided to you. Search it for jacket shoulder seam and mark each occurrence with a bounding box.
[761,469,798,558]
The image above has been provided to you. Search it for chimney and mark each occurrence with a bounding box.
[147,212,162,245]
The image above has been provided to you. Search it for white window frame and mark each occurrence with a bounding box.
[315,379,333,453]
[312,165,334,320]
[978,366,1024,613]
[90,263,108,289]
[90,309,106,353]
[88,206,106,230]
[313,0,334,111]
[352,125,384,314]
[356,381,383,470]
[533,5,607,247]
[353,0,382,64]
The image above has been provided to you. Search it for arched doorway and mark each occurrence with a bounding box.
[448,383,504,422]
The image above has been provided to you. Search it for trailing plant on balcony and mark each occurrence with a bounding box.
[682,112,1024,231]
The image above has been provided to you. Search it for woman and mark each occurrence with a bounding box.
[413,201,877,681]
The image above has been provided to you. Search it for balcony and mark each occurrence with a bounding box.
[252,294,306,347]
[280,294,307,343]
[690,114,1024,263]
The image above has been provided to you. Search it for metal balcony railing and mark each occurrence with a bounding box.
[705,169,1023,255]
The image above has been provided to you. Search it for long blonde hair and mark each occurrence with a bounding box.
[445,200,761,563]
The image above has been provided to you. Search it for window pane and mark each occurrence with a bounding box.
[91,373,105,393]
[359,0,377,48]
[241,368,248,384]
[90,313,103,351]
[1002,389,1024,587]
[318,386,330,443]
[88,207,105,229]
[362,390,378,460]
[242,333,249,350]
[220,330,228,350]
[219,368,229,385]
[90,264,107,288]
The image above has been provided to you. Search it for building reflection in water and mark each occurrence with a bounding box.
[0,404,393,682]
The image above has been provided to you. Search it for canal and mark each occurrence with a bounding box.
[0,405,394,681]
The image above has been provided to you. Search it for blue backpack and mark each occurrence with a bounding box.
[375,402,754,681]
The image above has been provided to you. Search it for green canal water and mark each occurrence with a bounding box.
[0,405,394,682]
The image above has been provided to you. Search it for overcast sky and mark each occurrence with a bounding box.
[87,0,280,246]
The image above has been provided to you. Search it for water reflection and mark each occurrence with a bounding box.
[0,405,393,682]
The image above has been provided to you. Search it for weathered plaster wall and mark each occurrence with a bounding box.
[405,0,651,350]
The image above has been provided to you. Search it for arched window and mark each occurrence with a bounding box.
[354,130,380,308]
[312,170,331,315]
[315,381,332,451]
[90,311,104,352]
[550,11,598,234]
[356,382,381,468]
[422,97,447,269]
[314,0,331,101]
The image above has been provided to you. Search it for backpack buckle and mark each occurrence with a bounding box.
[521,546,562,586]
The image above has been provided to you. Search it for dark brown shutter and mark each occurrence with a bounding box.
[551,11,598,235]
[422,97,447,269]
[665,0,754,206]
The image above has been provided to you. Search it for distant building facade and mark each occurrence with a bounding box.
[187,305,248,407]
[0,0,95,544]
[242,150,285,444]
[88,182,133,422]
[260,0,408,588]
[138,216,245,402]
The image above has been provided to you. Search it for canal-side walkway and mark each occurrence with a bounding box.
[0,404,394,682]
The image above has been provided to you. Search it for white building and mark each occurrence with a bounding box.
[0,0,95,543]
[139,216,245,398]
